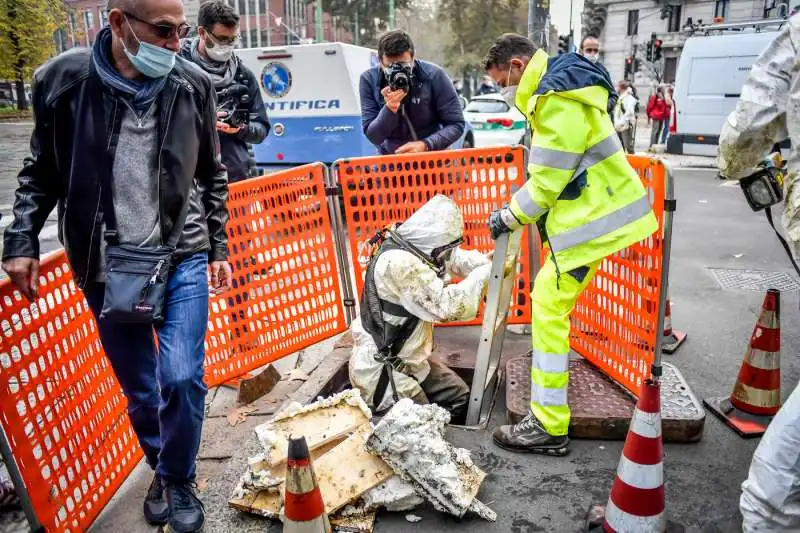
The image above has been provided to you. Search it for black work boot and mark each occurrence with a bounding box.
[165,482,205,532]
[492,412,569,456]
[143,473,168,525]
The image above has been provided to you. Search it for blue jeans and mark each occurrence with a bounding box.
[84,253,209,484]
[661,117,670,144]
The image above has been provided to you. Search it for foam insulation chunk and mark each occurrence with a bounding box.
[365,399,494,520]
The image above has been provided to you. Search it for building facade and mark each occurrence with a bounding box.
[584,0,785,92]
[60,0,352,52]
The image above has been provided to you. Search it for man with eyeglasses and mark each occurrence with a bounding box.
[180,0,270,183]
[1,0,230,531]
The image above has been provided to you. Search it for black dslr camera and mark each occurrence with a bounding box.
[386,63,413,92]
[216,83,251,128]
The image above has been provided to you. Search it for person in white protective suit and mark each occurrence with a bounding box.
[349,195,493,422]
[718,16,800,259]
[739,382,800,531]
[717,17,800,530]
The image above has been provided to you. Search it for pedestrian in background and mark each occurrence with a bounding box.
[180,0,270,183]
[579,35,601,64]
[661,86,674,145]
[614,80,637,153]
[646,85,669,149]
[475,75,497,96]
[359,29,466,155]
[1,1,231,531]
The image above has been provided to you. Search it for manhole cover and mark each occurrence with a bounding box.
[708,268,800,292]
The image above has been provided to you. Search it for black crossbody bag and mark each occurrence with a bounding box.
[90,73,187,326]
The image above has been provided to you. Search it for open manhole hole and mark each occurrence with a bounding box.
[708,268,800,292]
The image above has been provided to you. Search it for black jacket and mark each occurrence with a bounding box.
[359,59,466,154]
[2,48,229,287]
[179,43,270,182]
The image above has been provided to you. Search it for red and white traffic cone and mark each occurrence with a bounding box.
[284,435,331,533]
[661,297,686,354]
[603,379,665,532]
[704,289,781,437]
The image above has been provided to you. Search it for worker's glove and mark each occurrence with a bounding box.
[489,207,522,240]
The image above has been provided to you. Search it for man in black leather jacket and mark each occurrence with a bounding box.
[1,1,229,531]
[180,0,269,182]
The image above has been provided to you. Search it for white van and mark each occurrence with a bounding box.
[236,42,474,169]
[667,27,780,156]
[235,43,380,168]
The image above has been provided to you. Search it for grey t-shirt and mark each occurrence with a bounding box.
[96,101,161,280]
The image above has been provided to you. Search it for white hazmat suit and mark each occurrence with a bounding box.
[349,195,492,414]
[740,382,800,531]
[719,16,800,258]
[717,17,800,529]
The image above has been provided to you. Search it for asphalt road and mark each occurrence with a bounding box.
[0,122,61,261]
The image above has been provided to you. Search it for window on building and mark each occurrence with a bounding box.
[248,0,256,13]
[627,10,639,36]
[668,5,682,32]
[259,0,267,12]
[238,0,246,14]
[84,9,94,30]
[260,28,271,46]
[249,28,259,47]
[100,9,109,27]
[69,11,77,33]
[715,0,729,18]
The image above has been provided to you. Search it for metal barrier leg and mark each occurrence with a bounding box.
[326,165,358,325]
[466,230,523,426]
[0,425,43,532]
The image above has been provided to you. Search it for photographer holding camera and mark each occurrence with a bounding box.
[180,0,270,182]
[360,30,466,155]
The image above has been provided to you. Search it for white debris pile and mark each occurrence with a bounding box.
[365,399,496,521]
[230,391,495,532]
[338,476,424,516]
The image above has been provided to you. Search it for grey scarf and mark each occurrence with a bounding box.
[184,37,237,88]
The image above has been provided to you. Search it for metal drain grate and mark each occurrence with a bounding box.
[709,268,800,292]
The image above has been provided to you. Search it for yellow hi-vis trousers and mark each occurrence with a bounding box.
[530,256,603,436]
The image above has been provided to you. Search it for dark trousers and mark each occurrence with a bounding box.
[411,359,470,422]
[84,253,209,484]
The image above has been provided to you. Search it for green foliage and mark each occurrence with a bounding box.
[0,0,65,80]
[310,0,411,47]
[440,0,526,75]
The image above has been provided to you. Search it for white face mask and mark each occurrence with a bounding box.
[501,85,518,108]
[500,66,518,108]
[205,33,235,63]
[585,53,599,63]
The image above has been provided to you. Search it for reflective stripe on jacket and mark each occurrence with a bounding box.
[510,51,658,273]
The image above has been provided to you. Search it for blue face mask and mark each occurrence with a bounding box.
[122,19,176,78]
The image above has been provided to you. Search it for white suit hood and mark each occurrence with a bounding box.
[395,195,464,256]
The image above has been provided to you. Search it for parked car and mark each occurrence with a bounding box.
[464,93,527,148]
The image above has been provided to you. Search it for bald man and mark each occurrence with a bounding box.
[1,1,230,531]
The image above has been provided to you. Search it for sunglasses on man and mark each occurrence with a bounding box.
[124,11,191,40]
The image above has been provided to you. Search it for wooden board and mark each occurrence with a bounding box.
[254,403,370,468]
[330,510,377,533]
[314,424,395,514]
[231,424,393,519]
[229,436,349,518]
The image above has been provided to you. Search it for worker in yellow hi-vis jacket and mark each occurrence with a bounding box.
[484,33,659,456]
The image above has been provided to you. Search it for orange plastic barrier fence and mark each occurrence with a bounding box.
[334,146,533,326]
[0,252,142,532]
[205,163,348,385]
[0,164,347,531]
[567,156,670,394]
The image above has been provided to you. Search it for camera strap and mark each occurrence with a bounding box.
[765,206,800,280]
[400,104,419,141]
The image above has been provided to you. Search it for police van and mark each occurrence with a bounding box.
[236,42,473,169]
[667,19,784,156]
